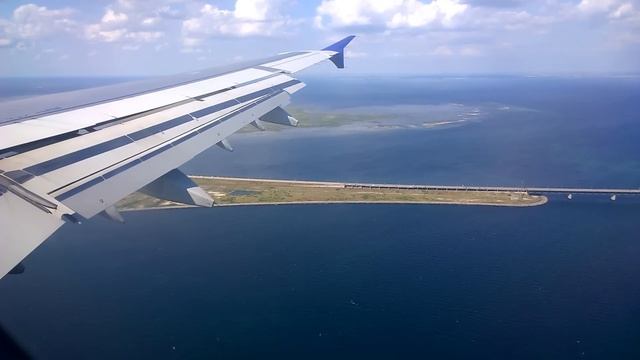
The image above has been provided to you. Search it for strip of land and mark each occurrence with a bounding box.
[117,176,548,211]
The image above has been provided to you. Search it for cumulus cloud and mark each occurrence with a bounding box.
[1,0,639,75]
[463,0,527,8]
[0,1,177,48]
[609,2,635,18]
[0,21,10,48]
[0,3,77,47]
[578,0,619,13]
[577,0,640,20]
[182,0,291,47]
[313,0,640,34]
[102,9,128,24]
[10,4,76,38]
[313,0,560,35]
[84,0,186,45]
[315,0,468,30]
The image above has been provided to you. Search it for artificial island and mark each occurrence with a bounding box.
[117,176,548,211]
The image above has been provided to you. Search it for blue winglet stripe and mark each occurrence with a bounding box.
[322,35,356,53]
[322,36,355,69]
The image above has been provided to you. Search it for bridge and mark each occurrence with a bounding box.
[344,183,640,197]
[201,176,640,199]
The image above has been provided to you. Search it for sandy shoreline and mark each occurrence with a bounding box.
[120,194,548,212]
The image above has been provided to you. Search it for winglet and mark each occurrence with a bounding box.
[322,35,356,69]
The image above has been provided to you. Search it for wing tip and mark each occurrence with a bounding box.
[322,35,356,69]
[322,35,356,53]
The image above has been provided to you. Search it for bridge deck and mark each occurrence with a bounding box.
[344,183,640,195]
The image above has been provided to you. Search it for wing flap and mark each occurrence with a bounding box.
[0,67,275,151]
[1,74,297,189]
[57,91,291,218]
[0,191,66,278]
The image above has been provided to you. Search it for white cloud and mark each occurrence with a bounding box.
[315,0,468,30]
[0,3,77,46]
[577,0,640,21]
[126,31,163,42]
[0,37,12,47]
[387,0,468,28]
[1,0,639,75]
[0,2,167,48]
[12,4,77,38]
[141,17,160,26]
[102,9,128,24]
[313,0,640,34]
[83,0,186,44]
[578,0,619,13]
[610,3,635,18]
[181,36,202,49]
[181,0,291,46]
[235,0,272,21]
[0,17,12,47]
[313,0,554,34]
[86,28,127,42]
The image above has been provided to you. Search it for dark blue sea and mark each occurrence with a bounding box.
[1,75,639,359]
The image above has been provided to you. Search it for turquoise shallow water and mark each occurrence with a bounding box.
[0,76,639,359]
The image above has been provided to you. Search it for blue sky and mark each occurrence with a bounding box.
[1,0,639,76]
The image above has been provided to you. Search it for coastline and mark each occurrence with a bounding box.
[118,176,549,212]
[121,197,548,213]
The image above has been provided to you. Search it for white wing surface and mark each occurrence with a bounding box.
[0,36,356,279]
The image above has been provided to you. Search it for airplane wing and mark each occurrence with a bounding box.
[0,36,356,279]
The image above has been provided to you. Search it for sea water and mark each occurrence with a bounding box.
[0,75,639,359]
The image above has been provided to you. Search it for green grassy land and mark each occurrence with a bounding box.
[117,176,547,211]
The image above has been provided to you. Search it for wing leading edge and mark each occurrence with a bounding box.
[0,36,356,279]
